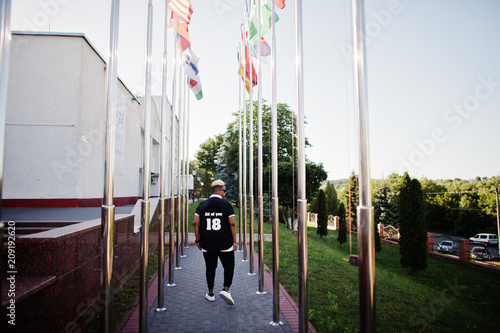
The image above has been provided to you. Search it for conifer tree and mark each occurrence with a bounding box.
[337,202,347,245]
[317,189,328,238]
[399,173,427,274]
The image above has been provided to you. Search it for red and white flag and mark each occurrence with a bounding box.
[168,0,193,24]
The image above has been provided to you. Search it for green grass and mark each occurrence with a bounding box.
[85,250,160,332]
[263,226,500,332]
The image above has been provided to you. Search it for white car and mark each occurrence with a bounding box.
[470,247,492,261]
[438,240,457,254]
[469,233,498,246]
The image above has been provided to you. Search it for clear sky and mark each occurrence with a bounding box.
[11,0,500,181]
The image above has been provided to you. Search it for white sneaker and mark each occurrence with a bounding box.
[219,289,234,305]
[205,292,215,302]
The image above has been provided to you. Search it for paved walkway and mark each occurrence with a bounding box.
[117,246,316,333]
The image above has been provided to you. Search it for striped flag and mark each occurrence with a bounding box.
[168,0,193,24]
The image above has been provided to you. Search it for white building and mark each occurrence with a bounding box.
[3,32,174,208]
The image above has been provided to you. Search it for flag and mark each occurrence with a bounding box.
[177,21,190,53]
[252,36,271,57]
[275,0,285,9]
[168,0,193,24]
[238,43,258,93]
[185,48,203,100]
[249,0,279,46]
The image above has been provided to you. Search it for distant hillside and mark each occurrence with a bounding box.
[321,179,348,189]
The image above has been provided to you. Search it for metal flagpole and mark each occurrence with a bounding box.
[140,1,154,331]
[180,56,186,258]
[100,0,119,332]
[242,7,249,263]
[269,0,282,326]
[168,14,178,287]
[156,0,169,312]
[238,37,243,252]
[256,0,265,294]
[248,53,255,275]
[0,0,10,304]
[248,0,255,276]
[175,50,183,269]
[183,77,190,250]
[294,0,308,332]
[0,1,11,307]
[351,0,375,331]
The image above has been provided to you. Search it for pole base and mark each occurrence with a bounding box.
[256,291,267,295]
[155,307,166,312]
[167,283,176,287]
[175,267,182,270]
[248,272,256,276]
[269,321,283,327]
[241,259,249,262]
[180,255,187,258]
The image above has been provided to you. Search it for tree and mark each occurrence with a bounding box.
[346,172,359,229]
[337,202,347,245]
[317,190,327,238]
[195,134,223,197]
[398,173,427,274]
[324,181,339,217]
[374,182,399,227]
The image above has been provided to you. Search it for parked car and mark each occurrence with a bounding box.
[470,247,492,261]
[469,233,498,246]
[438,240,457,254]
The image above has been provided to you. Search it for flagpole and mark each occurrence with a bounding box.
[140,1,154,331]
[242,26,248,261]
[351,0,375,331]
[238,35,244,253]
[269,0,282,326]
[242,6,249,264]
[294,0,308,331]
[176,55,184,269]
[180,56,186,259]
[248,37,255,277]
[182,67,189,249]
[186,86,191,249]
[168,14,178,287]
[0,1,11,313]
[99,0,119,331]
[256,0,266,295]
[156,0,170,311]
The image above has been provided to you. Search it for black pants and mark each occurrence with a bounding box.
[203,251,235,290]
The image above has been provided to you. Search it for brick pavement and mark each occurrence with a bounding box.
[117,246,316,333]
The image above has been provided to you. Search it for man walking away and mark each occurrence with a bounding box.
[194,179,237,305]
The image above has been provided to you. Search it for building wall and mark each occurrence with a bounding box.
[3,33,171,207]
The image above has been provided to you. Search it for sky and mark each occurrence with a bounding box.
[10,0,500,181]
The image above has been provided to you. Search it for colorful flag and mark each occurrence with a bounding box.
[177,21,190,53]
[275,0,285,9]
[185,48,203,100]
[168,0,193,24]
[238,43,258,93]
[249,0,279,46]
[252,36,271,57]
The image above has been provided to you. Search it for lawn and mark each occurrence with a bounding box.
[262,224,500,332]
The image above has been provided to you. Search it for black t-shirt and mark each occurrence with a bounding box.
[195,195,235,252]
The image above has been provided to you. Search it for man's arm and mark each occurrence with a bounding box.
[229,215,237,251]
[194,214,201,250]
